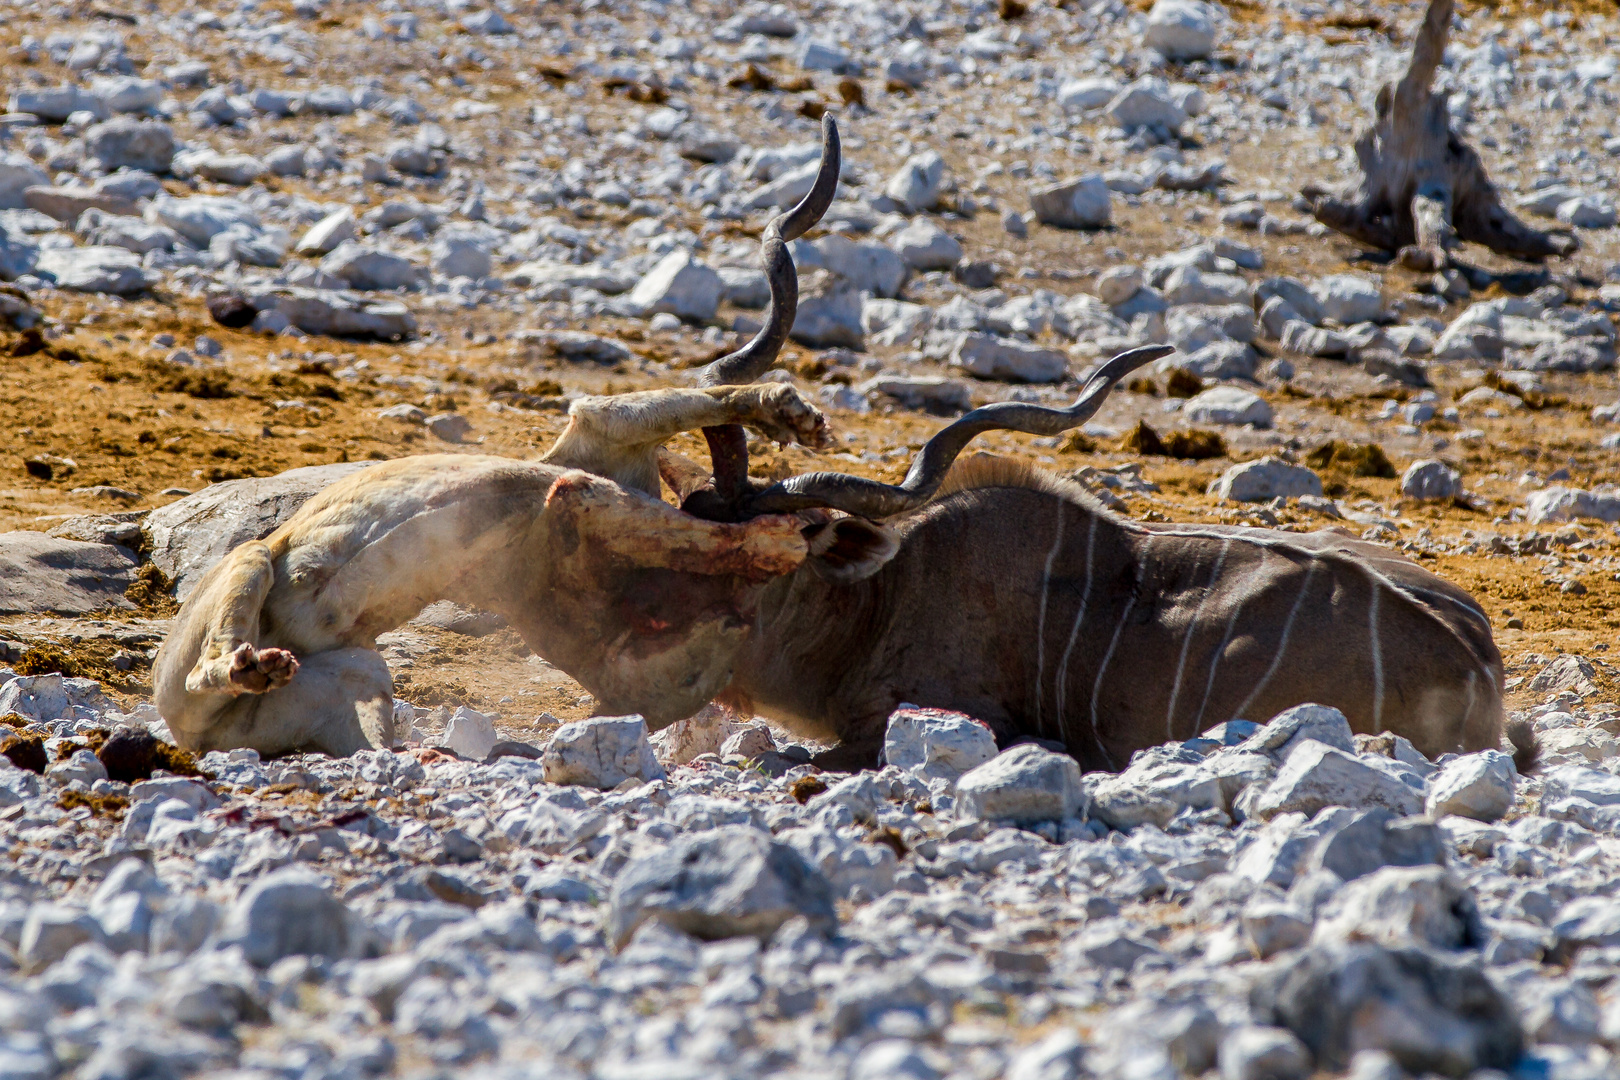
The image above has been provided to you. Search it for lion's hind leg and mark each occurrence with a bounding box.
[176,542,294,697]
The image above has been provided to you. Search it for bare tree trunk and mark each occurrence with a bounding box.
[1303,0,1577,269]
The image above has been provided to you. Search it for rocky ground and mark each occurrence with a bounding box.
[5,0,1620,1076]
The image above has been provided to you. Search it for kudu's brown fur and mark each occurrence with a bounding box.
[703,458,1519,772]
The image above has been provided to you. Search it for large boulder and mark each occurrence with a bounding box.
[142,463,373,599]
[0,531,138,615]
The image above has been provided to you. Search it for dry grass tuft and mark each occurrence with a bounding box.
[1120,421,1228,460]
[1305,440,1398,479]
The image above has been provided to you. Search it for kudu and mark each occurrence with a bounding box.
[648,357,1524,775]
[153,119,851,757]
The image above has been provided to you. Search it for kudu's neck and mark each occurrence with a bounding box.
[725,565,891,739]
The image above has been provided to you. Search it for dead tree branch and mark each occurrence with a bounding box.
[1303,0,1577,270]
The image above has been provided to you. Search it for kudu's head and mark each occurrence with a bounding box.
[542,114,1172,725]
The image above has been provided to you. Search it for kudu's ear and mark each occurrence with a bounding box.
[801,515,900,584]
[656,448,713,502]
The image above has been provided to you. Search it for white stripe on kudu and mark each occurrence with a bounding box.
[1368,567,1385,731]
[1165,537,1231,740]
[1142,522,1491,628]
[1054,513,1099,729]
[1192,586,1249,736]
[1032,502,1067,736]
[1088,594,1137,770]
[1229,559,1321,723]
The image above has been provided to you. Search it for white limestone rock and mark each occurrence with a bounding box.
[607,825,837,948]
[218,865,368,968]
[1143,0,1222,61]
[0,153,50,210]
[1029,175,1111,229]
[1106,78,1187,132]
[1311,275,1385,325]
[623,249,722,322]
[1183,386,1273,428]
[1400,460,1463,501]
[955,744,1085,824]
[295,209,357,255]
[790,270,864,348]
[1313,866,1481,950]
[542,715,665,790]
[889,220,962,271]
[35,246,149,294]
[319,241,425,291]
[1425,751,1516,823]
[1250,742,1425,821]
[440,706,497,761]
[884,150,946,213]
[882,706,998,784]
[948,333,1070,383]
[83,118,176,173]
